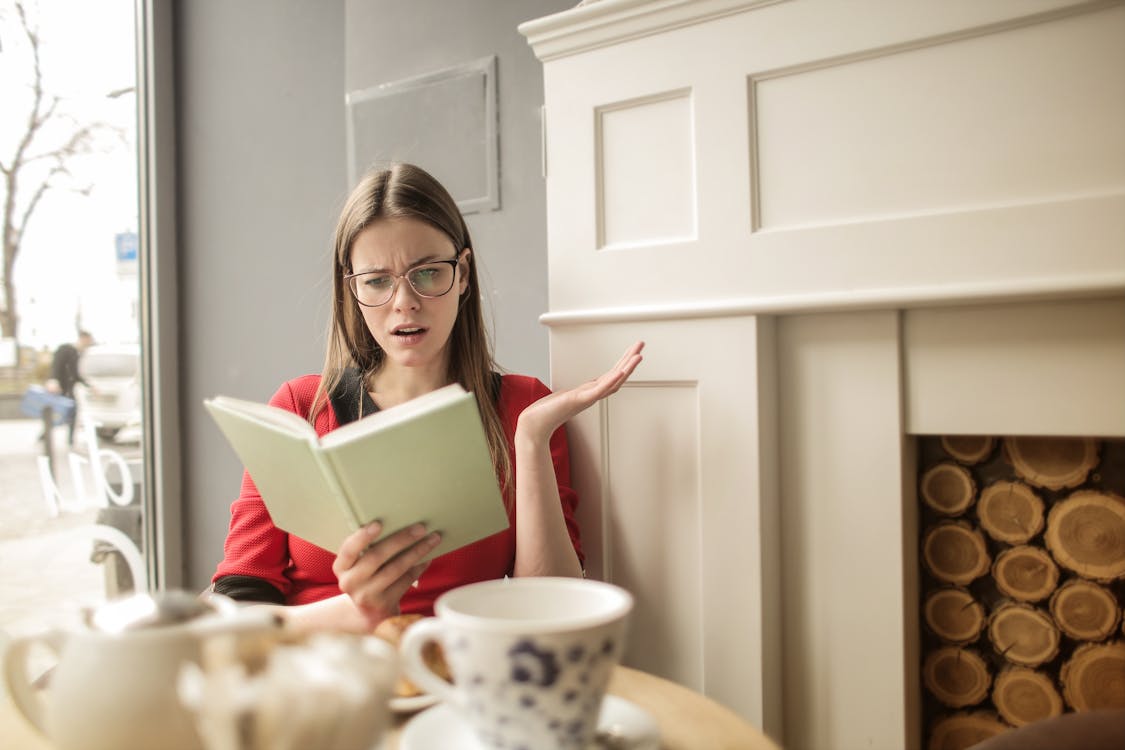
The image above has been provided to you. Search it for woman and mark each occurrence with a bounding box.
[212,163,643,632]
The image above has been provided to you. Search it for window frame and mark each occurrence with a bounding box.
[135,0,182,589]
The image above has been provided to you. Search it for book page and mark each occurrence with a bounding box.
[207,395,317,438]
[205,398,354,551]
[321,392,508,560]
[319,383,467,449]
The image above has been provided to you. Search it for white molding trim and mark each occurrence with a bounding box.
[519,0,784,62]
[521,0,1120,63]
[750,0,1123,85]
[540,273,1125,326]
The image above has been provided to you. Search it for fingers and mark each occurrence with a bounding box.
[338,522,440,584]
[334,522,442,600]
[587,342,645,399]
[334,520,385,573]
[599,341,644,390]
[358,559,431,619]
[335,530,439,627]
[514,341,646,445]
[591,369,630,400]
[609,340,645,373]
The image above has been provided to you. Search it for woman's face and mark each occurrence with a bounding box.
[348,216,469,377]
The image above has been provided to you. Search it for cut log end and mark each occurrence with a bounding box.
[1049,579,1122,641]
[988,603,1060,668]
[992,667,1064,727]
[925,587,986,645]
[924,521,992,586]
[928,711,1010,750]
[1060,640,1125,711]
[1044,490,1125,582]
[923,647,992,708]
[977,481,1045,545]
[1005,436,1098,490]
[992,545,1059,603]
[923,435,1124,750]
[942,436,996,465]
[922,462,977,516]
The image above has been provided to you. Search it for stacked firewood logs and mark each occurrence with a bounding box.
[920,436,1125,750]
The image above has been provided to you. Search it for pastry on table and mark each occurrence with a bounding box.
[373,613,451,697]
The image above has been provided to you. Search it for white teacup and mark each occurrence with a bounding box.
[400,577,633,750]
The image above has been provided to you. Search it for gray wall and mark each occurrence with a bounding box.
[177,1,346,587]
[345,0,570,381]
[178,1,568,588]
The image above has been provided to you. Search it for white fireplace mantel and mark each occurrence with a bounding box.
[522,0,783,61]
[523,1,1125,748]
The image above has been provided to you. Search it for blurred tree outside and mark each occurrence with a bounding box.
[1,0,122,347]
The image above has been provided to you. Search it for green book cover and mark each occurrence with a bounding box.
[204,384,509,557]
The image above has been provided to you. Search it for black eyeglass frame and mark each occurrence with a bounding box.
[343,256,462,308]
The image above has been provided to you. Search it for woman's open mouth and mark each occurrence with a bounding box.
[391,325,428,344]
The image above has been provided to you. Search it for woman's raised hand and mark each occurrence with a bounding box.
[516,341,645,446]
[332,521,441,629]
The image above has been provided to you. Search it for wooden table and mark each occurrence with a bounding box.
[602,666,779,750]
[2,665,780,750]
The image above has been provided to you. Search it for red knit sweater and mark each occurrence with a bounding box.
[212,373,583,614]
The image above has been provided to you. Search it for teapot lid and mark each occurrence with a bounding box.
[87,590,233,633]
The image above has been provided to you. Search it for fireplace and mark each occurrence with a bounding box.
[774,298,1125,748]
[917,435,1125,749]
[522,1,1125,747]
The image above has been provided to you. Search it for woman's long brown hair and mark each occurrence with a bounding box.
[311,163,512,492]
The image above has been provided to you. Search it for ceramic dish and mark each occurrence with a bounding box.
[390,693,440,714]
[399,694,659,749]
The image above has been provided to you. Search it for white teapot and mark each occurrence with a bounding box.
[2,590,280,750]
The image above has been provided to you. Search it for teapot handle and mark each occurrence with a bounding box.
[2,630,65,735]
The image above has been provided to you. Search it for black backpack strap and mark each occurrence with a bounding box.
[329,368,378,425]
[489,371,502,404]
[331,369,495,424]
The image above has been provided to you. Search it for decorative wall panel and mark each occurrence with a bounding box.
[777,311,917,750]
[605,382,704,688]
[532,0,1125,312]
[346,56,498,214]
[904,298,1125,436]
[548,317,781,730]
[596,90,697,248]
[750,10,1125,230]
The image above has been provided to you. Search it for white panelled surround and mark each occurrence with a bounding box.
[522,1,1125,748]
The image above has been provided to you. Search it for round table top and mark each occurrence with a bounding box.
[1,664,779,750]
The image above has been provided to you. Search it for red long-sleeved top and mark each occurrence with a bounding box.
[212,373,583,614]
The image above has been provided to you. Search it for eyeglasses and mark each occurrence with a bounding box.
[344,257,460,308]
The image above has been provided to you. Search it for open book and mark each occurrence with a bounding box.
[204,384,509,556]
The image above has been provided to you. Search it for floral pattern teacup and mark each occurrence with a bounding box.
[400,577,633,749]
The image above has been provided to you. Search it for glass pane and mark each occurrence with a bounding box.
[0,0,143,644]
[78,348,140,379]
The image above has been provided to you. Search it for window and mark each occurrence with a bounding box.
[0,0,150,640]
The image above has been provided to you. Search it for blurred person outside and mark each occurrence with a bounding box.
[44,330,94,446]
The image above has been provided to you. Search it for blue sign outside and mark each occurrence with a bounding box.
[115,232,138,263]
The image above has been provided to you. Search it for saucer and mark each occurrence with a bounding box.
[390,692,440,713]
[400,694,660,750]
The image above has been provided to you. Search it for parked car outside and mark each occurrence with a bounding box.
[75,343,142,443]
